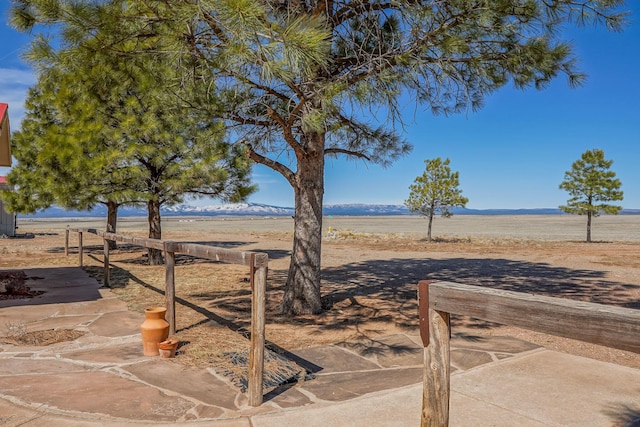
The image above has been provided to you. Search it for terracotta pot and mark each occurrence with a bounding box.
[140,307,170,356]
[158,337,179,358]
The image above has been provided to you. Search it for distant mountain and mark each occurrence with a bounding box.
[17,203,640,218]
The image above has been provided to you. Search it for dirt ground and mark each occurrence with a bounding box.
[1,214,639,370]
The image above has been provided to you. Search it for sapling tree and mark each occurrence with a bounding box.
[559,149,623,242]
[406,158,468,241]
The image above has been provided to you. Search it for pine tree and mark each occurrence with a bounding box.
[406,158,468,242]
[559,149,623,243]
[164,1,625,314]
[12,0,628,311]
[9,0,256,264]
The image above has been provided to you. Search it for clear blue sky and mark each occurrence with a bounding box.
[1,4,639,209]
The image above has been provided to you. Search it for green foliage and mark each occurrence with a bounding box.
[9,0,627,308]
[559,149,623,216]
[5,0,256,219]
[158,0,626,310]
[406,157,468,218]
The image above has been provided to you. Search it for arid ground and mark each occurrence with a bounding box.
[1,214,639,372]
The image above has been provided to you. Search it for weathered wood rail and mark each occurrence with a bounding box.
[418,280,640,427]
[66,227,268,406]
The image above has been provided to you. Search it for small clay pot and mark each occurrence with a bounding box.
[140,307,170,356]
[158,337,179,358]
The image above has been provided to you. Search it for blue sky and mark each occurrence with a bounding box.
[1,4,639,209]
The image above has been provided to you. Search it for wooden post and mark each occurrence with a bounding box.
[164,246,176,336]
[248,256,266,407]
[103,238,110,287]
[78,231,83,267]
[65,228,69,256]
[421,307,451,427]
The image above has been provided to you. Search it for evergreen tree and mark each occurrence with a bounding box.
[9,0,256,264]
[559,149,623,243]
[406,158,468,242]
[166,1,626,314]
[2,67,138,249]
[12,0,628,312]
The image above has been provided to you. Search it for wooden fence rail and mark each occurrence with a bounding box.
[418,280,640,427]
[66,227,268,406]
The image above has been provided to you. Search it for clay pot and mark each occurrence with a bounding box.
[158,337,179,358]
[140,307,170,356]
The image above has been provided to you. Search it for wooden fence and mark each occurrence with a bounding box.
[66,227,268,406]
[418,280,640,427]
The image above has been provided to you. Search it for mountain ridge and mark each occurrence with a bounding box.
[17,203,640,218]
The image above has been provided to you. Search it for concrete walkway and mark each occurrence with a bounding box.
[0,267,638,426]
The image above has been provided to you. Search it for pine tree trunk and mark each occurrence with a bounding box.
[106,200,118,250]
[427,213,434,242]
[280,133,325,315]
[586,211,592,243]
[147,199,164,265]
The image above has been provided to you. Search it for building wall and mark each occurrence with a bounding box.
[0,184,16,237]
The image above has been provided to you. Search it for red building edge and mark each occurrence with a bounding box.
[0,102,11,167]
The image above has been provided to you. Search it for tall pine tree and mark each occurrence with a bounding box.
[9,0,256,264]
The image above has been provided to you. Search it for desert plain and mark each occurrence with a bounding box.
[1,214,639,371]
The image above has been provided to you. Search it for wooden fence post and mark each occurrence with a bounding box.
[65,227,69,256]
[164,245,176,336]
[103,238,110,287]
[248,256,266,407]
[78,231,83,267]
[421,306,451,427]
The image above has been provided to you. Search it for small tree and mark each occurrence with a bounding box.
[559,149,623,243]
[406,158,468,241]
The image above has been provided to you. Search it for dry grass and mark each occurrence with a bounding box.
[2,321,85,346]
[83,246,257,369]
[3,216,640,371]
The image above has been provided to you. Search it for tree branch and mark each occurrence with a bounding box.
[325,147,371,161]
[243,142,296,186]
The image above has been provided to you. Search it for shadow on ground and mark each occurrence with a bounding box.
[210,256,640,333]
[320,257,640,308]
[89,262,316,398]
[603,402,640,427]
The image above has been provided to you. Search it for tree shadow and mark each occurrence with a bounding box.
[321,256,639,307]
[96,263,320,396]
[603,401,640,427]
[208,256,639,335]
[0,267,103,307]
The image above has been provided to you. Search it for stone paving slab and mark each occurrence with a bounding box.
[0,371,196,422]
[337,333,424,368]
[0,358,91,375]
[1,266,638,426]
[252,384,422,427]
[301,367,423,401]
[291,345,380,374]
[264,385,315,409]
[450,348,496,371]
[124,360,244,410]
[450,333,541,354]
[22,314,99,332]
[51,297,129,316]
[64,342,149,364]
[451,350,640,427]
[0,305,63,325]
[87,310,143,337]
[450,392,549,427]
